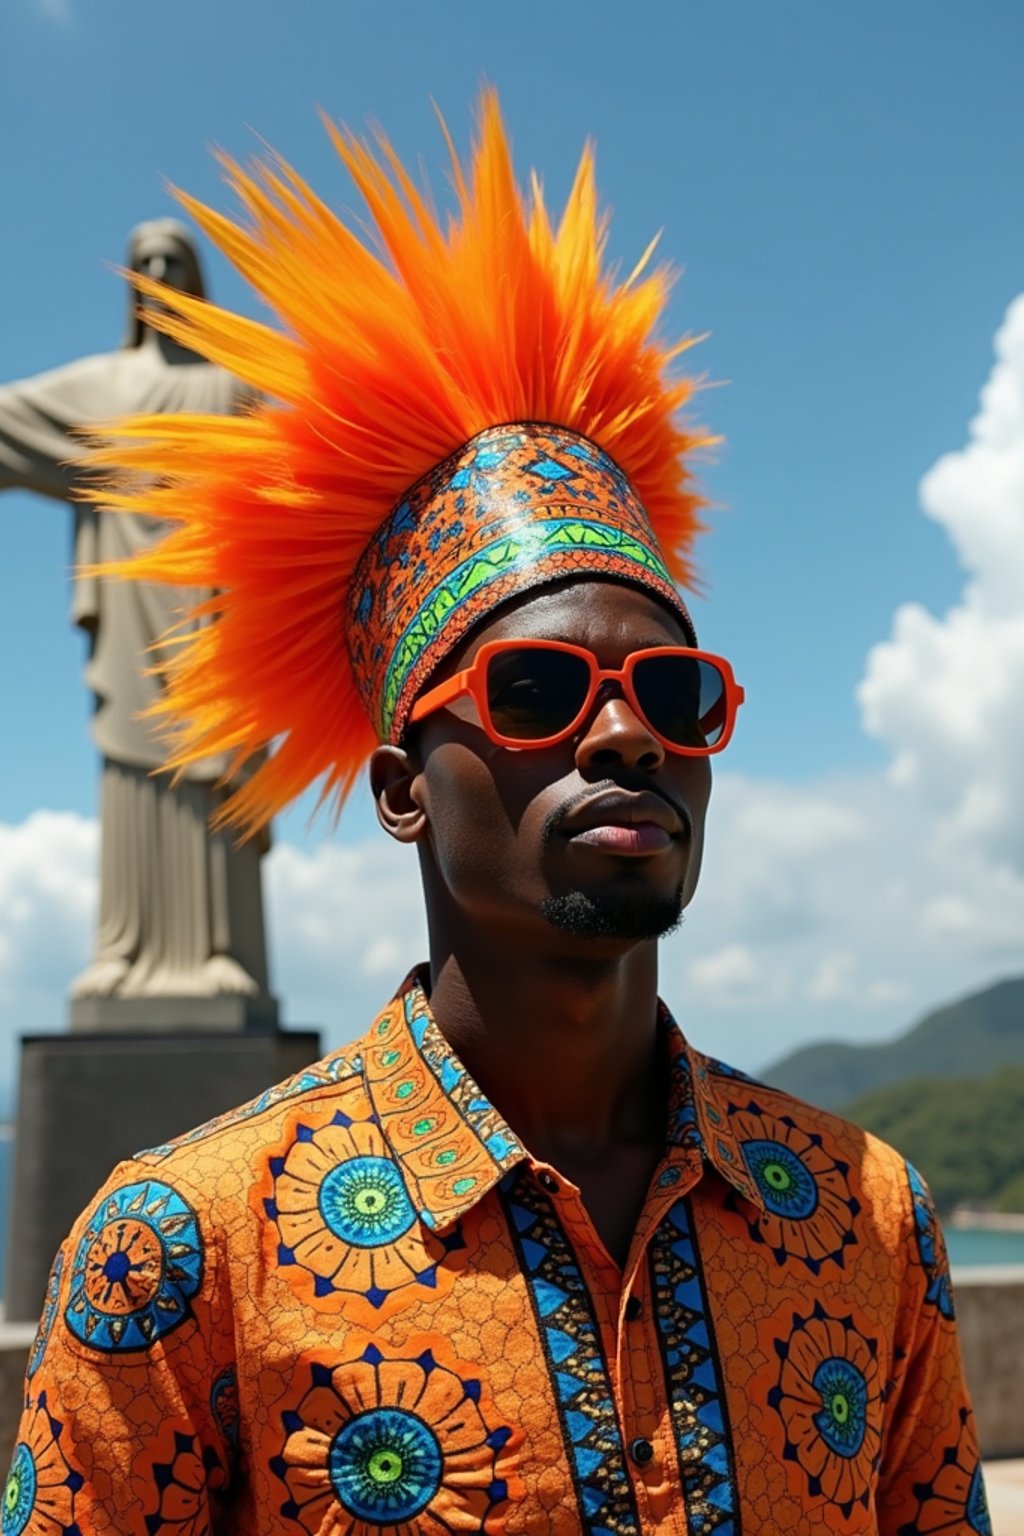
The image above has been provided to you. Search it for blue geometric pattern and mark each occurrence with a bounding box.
[380,516,674,732]
[906,1162,956,1320]
[499,1167,640,1535]
[649,1198,738,1536]
[26,1249,64,1382]
[65,1180,203,1352]
[405,988,525,1174]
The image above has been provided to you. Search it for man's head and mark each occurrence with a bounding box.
[370,577,717,959]
[98,98,722,847]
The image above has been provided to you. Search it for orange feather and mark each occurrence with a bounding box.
[86,89,713,835]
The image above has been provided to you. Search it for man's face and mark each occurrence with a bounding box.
[379,580,713,955]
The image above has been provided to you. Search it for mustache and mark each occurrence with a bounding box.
[541,778,690,847]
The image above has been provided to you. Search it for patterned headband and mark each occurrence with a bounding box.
[347,423,695,743]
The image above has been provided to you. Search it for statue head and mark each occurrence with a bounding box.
[123,219,206,348]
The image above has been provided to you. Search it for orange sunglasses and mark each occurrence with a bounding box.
[408,639,745,754]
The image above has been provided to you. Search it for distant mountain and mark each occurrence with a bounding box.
[843,1068,1024,1215]
[761,976,1024,1110]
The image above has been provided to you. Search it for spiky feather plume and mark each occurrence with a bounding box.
[86,91,711,834]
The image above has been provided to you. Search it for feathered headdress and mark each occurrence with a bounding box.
[88,91,711,835]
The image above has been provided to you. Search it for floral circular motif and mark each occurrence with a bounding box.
[329,1408,443,1523]
[810,1357,868,1458]
[742,1139,818,1220]
[897,1408,991,1535]
[729,1100,860,1274]
[318,1156,414,1248]
[65,1180,203,1351]
[768,1303,882,1518]
[26,1250,64,1383]
[907,1162,955,1320]
[2,1444,35,1536]
[1,1392,82,1536]
[267,1108,450,1318]
[270,1340,517,1535]
[967,1465,993,1535]
[135,1421,227,1536]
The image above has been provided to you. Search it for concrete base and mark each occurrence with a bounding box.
[69,991,280,1032]
[954,1266,1024,1459]
[4,1026,320,1322]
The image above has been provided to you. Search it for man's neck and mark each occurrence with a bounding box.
[426,936,664,1170]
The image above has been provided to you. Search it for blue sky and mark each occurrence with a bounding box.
[2,0,1024,1078]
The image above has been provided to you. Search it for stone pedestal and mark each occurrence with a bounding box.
[4,1027,321,1323]
[69,993,280,1032]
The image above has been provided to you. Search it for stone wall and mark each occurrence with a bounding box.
[954,1266,1024,1459]
[0,1272,1019,1466]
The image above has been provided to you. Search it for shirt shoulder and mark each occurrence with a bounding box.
[690,1046,919,1258]
[131,1040,370,1177]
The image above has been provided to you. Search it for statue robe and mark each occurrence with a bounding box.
[0,344,273,1011]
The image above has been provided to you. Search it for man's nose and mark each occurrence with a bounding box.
[574,685,666,774]
[142,255,168,281]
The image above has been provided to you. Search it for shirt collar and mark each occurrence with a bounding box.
[361,969,764,1232]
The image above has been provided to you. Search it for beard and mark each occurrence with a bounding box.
[540,882,684,941]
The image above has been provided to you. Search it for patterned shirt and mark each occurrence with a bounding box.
[10,971,989,1535]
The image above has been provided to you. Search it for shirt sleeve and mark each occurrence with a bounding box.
[5,1157,240,1536]
[876,1161,991,1536]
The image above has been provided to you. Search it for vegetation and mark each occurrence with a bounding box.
[763,975,1024,1109]
[843,1068,1024,1215]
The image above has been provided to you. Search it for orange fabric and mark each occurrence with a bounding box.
[83,93,712,836]
[11,972,988,1534]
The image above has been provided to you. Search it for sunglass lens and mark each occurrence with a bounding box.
[633,655,727,749]
[486,648,591,740]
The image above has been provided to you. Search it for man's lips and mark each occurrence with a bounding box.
[557,790,689,856]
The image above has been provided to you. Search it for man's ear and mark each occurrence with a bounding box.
[370,745,428,845]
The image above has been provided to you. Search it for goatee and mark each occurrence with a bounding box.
[540,884,684,941]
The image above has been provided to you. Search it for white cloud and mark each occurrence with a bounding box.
[265,839,427,1045]
[858,295,1024,869]
[806,951,856,1005]
[0,811,95,1017]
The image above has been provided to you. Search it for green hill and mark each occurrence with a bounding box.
[843,1068,1024,1215]
[761,976,1024,1109]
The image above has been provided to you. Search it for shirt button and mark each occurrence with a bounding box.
[629,1437,655,1467]
[624,1295,642,1322]
[538,1171,559,1194]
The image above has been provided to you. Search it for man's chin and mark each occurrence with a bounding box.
[539,884,684,942]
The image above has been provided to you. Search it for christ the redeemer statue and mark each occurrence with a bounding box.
[0,220,276,1028]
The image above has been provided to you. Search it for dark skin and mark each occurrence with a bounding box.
[370,580,712,1270]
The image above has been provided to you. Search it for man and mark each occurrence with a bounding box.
[0,220,274,1019]
[8,96,988,1534]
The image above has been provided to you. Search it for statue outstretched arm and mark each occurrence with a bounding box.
[0,356,107,502]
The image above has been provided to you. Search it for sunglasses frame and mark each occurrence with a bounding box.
[408,638,745,755]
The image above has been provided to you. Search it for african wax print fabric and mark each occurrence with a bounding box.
[10,971,988,1535]
[347,424,696,743]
